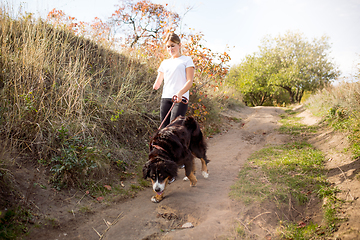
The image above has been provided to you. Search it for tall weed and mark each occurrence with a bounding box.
[305,80,360,158]
[0,7,159,187]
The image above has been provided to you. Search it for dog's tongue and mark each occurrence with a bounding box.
[157,191,163,195]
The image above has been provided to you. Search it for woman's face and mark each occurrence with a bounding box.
[166,40,181,58]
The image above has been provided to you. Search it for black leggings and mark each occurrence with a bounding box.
[160,98,188,129]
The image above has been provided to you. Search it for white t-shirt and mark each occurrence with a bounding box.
[158,55,195,99]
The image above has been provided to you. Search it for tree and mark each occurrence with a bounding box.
[227,54,275,106]
[228,31,340,105]
[109,0,180,48]
[47,9,111,45]
[260,31,340,103]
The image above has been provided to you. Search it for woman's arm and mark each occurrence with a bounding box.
[175,66,194,102]
[153,71,164,90]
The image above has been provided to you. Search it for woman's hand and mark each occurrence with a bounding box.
[174,93,183,103]
[153,82,160,90]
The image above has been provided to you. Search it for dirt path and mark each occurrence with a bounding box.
[74,106,286,240]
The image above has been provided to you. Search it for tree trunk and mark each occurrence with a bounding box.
[259,93,268,106]
[296,89,305,103]
[280,85,295,103]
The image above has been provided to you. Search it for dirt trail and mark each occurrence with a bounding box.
[89,106,286,240]
[27,106,288,240]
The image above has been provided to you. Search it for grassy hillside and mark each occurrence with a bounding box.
[304,80,360,158]
[0,5,168,207]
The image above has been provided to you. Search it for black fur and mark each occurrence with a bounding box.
[142,116,209,201]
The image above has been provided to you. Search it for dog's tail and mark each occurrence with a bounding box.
[184,116,200,134]
[185,116,208,161]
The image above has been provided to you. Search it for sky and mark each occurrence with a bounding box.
[6,0,360,78]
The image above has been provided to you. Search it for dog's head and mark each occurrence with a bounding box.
[143,158,178,194]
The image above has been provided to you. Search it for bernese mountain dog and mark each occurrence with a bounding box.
[143,116,210,203]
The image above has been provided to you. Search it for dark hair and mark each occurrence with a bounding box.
[164,33,181,44]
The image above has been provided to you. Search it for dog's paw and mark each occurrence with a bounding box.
[190,181,197,187]
[183,176,189,181]
[202,171,209,179]
[151,196,160,203]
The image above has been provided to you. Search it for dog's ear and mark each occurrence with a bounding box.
[164,160,178,179]
[142,162,151,179]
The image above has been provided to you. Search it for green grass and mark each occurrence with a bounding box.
[230,142,327,205]
[279,221,318,240]
[230,141,342,238]
[0,207,33,239]
[79,205,92,214]
[328,111,360,159]
[279,116,317,136]
[230,117,242,123]
[230,107,344,239]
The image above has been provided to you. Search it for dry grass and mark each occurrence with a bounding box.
[304,80,360,158]
[305,80,360,116]
[0,6,160,187]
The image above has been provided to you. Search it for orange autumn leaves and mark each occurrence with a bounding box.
[46,0,230,83]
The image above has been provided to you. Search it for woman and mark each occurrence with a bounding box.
[153,33,195,128]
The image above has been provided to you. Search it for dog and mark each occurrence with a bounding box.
[143,116,210,203]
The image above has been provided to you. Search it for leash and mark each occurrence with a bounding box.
[158,95,188,130]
